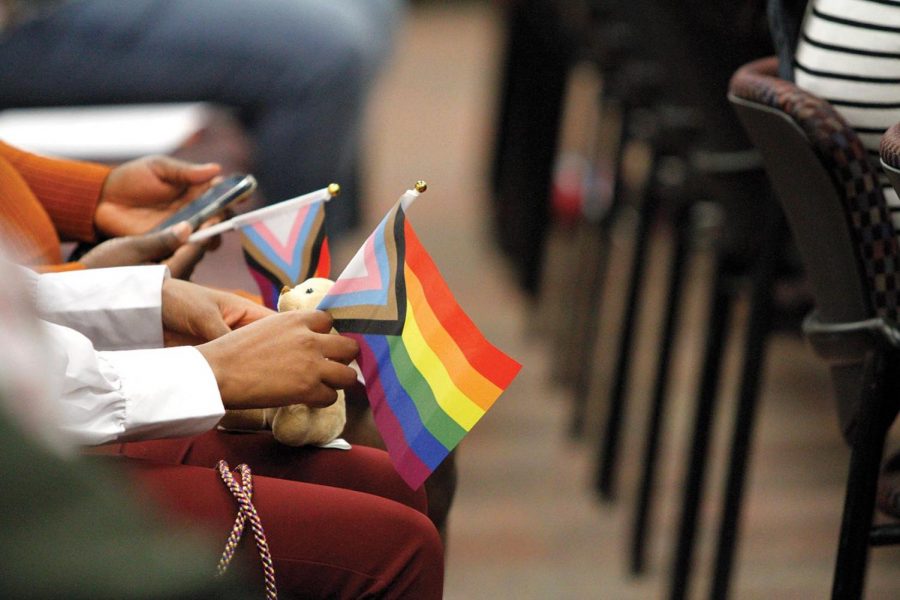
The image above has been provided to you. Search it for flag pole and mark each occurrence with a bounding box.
[397,180,427,212]
[187,183,340,243]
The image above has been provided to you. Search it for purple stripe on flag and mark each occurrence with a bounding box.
[349,334,436,488]
[360,334,448,469]
[248,264,280,309]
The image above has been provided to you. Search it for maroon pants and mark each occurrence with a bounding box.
[91,430,444,599]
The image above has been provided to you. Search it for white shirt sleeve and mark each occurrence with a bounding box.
[45,321,224,446]
[31,265,168,350]
[5,262,224,447]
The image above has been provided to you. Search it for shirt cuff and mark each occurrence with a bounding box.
[100,346,224,442]
[35,264,167,350]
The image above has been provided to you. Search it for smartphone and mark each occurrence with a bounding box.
[151,173,257,232]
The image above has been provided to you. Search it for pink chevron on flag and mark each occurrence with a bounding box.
[237,186,335,309]
[247,204,312,264]
[327,234,385,295]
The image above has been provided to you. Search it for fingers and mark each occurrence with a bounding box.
[134,222,192,259]
[163,242,208,280]
[297,309,334,333]
[215,292,275,328]
[78,222,191,269]
[295,363,356,409]
[162,279,239,346]
[151,155,221,185]
[279,310,357,362]
[316,330,359,364]
[196,214,225,251]
[298,384,339,409]
[319,360,360,390]
[192,314,232,342]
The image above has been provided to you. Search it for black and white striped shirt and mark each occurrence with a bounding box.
[795,0,900,214]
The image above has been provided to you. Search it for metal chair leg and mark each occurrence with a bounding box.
[708,207,786,600]
[831,352,895,600]
[629,204,691,574]
[668,257,736,600]
[489,1,569,295]
[568,101,628,438]
[568,223,614,438]
[596,186,659,500]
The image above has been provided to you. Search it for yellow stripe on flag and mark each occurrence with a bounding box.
[405,265,503,409]
[400,297,485,430]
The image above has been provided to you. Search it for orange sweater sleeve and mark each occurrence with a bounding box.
[36,262,87,273]
[0,141,111,242]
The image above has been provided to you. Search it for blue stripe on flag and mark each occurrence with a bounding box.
[364,333,448,469]
[241,204,319,283]
[317,219,392,309]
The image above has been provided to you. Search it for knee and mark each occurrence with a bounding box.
[389,509,445,596]
[403,508,444,562]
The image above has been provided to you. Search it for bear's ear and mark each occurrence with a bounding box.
[280,285,291,295]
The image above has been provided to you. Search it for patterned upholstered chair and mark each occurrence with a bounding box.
[728,56,900,600]
[877,125,900,524]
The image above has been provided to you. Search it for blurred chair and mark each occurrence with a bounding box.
[729,56,900,600]
[490,0,584,296]
[568,4,789,590]
[493,4,805,592]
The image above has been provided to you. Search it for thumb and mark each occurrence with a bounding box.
[130,221,192,262]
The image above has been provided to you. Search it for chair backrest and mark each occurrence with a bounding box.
[881,123,900,196]
[728,56,900,436]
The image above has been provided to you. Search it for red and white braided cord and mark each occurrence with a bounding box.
[216,460,278,600]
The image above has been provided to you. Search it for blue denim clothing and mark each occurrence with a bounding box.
[0,0,404,234]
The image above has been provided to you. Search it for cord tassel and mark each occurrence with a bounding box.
[216,460,278,600]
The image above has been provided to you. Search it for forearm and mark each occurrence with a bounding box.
[0,140,110,242]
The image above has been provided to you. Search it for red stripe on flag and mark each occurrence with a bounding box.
[403,220,521,389]
[315,237,331,278]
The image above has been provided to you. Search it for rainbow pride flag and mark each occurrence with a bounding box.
[317,187,522,489]
[239,189,333,309]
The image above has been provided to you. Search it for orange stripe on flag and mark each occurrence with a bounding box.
[403,221,521,390]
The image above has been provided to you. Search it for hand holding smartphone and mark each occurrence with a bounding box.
[151,173,257,232]
[68,173,257,261]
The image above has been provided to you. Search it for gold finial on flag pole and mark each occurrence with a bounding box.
[415,180,428,193]
[327,183,341,196]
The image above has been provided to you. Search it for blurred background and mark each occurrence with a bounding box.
[326,2,900,598]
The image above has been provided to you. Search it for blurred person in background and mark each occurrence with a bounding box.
[0,0,404,236]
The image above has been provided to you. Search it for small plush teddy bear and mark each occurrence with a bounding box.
[217,277,347,446]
